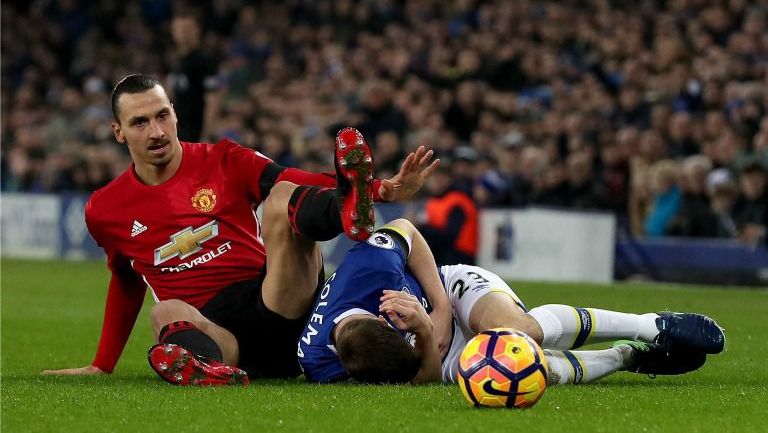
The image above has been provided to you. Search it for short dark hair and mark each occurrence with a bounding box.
[335,318,420,384]
[111,74,162,122]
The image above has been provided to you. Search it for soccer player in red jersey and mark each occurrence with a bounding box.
[41,74,445,385]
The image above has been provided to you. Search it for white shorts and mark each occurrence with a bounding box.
[439,264,526,383]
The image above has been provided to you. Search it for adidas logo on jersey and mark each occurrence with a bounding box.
[131,220,148,237]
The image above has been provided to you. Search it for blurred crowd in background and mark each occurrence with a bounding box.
[2,0,767,245]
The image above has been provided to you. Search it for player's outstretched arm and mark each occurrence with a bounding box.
[41,365,105,375]
[230,137,436,203]
[379,290,441,384]
[56,204,148,377]
[378,146,440,202]
[41,271,147,377]
[381,218,452,356]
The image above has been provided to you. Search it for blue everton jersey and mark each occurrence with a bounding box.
[297,231,432,383]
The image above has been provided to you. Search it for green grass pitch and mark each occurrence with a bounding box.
[2,258,767,433]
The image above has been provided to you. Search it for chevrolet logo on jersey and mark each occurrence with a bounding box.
[154,220,219,265]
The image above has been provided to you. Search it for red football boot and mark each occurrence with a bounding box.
[335,127,376,241]
[147,343,249,386]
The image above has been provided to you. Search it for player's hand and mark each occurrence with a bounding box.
[379,290,433,336]
[378,146,440,202]
[41,365,105,376]
[430,307,452,358]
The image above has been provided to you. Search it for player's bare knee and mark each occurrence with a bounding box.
[264,182,297,218]
[471,312,542,343]
[521,314,545,344]
[469,293,543,342]
[471,314,513,333]
[150,299,197,330]
[262,181,298,239]
[473,310,544,344]
[515,313,544,344]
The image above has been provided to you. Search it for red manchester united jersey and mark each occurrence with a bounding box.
[87,139,271,308]
[86,139,339,372]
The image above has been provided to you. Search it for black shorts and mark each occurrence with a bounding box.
[199,268,324,379]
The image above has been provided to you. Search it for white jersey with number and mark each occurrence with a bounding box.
[439,264,527,383]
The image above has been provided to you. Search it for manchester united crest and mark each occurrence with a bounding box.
[192,188,217,213]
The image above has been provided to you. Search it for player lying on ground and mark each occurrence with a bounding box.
[297,218,726,384]
[42,74,443,386]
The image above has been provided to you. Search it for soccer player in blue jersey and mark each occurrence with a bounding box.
[297,219,726,385]
[297,219,446,383]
